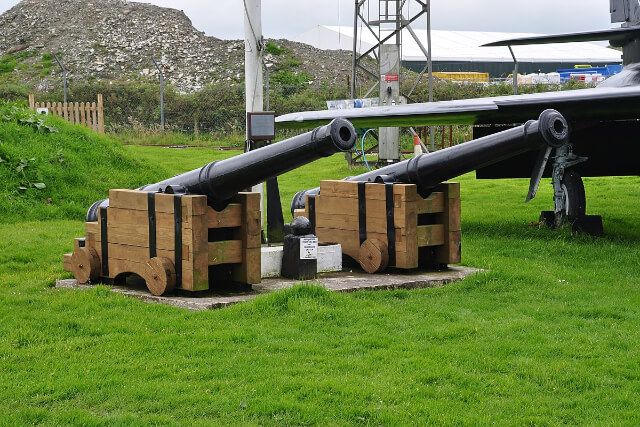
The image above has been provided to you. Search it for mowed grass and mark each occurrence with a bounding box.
[1,143,640,424]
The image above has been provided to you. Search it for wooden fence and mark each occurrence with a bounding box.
[29,94,105,134]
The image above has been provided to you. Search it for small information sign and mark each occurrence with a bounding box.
[246,111,275,141]
[299,237,318,260]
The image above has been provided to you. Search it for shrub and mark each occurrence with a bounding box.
[0,55,17,74]
[265,42,286,55]
[271,70,313,96]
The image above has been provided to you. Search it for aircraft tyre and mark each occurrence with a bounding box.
[559,170,586,222]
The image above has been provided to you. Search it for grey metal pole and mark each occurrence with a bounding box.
[427,0,434,150]
[53,53,67,103]
[266,66,270,111]
[403,13,429,96]
[152,57,165,129]
[351,0,358,98]
[508,45,518,95]
[427,1,433,105]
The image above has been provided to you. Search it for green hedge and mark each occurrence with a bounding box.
[4,77,589,134]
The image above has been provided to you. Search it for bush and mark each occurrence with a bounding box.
[0,68,588,138]
[0,55,17,74]
[265,42,286,55]
[0,83,30,102]
[271,70,314,96]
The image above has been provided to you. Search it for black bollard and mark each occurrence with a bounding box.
[281,217,318,281]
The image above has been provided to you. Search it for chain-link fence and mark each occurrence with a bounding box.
[3,61,591,148]
[14,78,352,138]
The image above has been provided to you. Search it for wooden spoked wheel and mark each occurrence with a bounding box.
[144,257,176,296]
[70,247,100,283]
[358,238,389,273]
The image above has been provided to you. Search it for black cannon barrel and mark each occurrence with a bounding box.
[291,109,568,212]
[87,118,356,221]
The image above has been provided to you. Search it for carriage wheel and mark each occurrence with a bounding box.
[70,247,100,283]
[144,257,176,296]
[358,239,389,273]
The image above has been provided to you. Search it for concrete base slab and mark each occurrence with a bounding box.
[261,247,283,278]
[56,266,481,311]
[317,244,342,273]
[261,244,342,278]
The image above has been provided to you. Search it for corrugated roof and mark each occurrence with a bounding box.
[295,26,622,63]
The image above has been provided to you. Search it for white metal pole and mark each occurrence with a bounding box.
[244,0,264,218]
[244,0,263,116]
[351,0,358,98]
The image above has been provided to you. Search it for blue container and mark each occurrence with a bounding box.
[556,65,623,82]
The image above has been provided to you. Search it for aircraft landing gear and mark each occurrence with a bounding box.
[556,170,586,225]
[540,145,603,235]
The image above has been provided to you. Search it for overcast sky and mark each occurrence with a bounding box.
[0,0,614,40]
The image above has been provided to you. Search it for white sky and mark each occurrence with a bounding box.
[0,0,615,40]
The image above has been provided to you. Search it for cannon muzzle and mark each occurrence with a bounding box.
[87,118,356,221]
[291,109,569,212]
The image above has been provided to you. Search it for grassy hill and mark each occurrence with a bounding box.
[0,102,166,223]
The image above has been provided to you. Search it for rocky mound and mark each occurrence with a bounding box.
[0,0,356,93]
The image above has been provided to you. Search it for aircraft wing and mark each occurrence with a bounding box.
[275,86,640,129]
[482,27,640,46]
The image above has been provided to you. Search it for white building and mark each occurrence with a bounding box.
[295,26,623,77]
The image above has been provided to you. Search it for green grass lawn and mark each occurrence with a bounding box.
[2,138,640,424]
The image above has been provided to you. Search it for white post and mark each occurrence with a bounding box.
[244,0,264,220]
[244,0,263,115]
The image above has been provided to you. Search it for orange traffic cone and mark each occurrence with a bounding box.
[413,134,422,157]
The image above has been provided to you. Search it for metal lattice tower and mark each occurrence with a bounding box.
[350,0,433,160]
